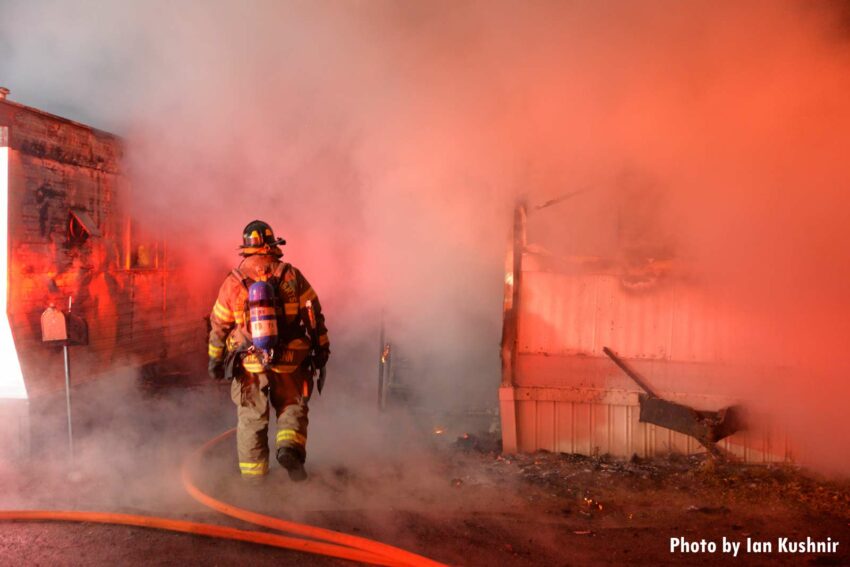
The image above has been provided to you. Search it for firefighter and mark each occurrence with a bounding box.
[208,220,330,482]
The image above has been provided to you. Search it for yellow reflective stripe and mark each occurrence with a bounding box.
[284,303,299,315]
[214,301,234,320]
[299,288,317,306]
[213,301,234,323]
[276,429,306,446]
[242,353,263,373]
[239,461,268,475]
[241,470,266,476]
[208,344,224,358]
[319,334,329,346]
[234,313,245,325]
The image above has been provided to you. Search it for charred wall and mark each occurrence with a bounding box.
[500,203,791,463]
[0,99,203,398]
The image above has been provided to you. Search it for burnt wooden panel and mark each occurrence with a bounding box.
[0,100,120,172]
[2,99,200,398]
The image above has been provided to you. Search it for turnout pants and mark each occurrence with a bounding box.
[230,366,312,478]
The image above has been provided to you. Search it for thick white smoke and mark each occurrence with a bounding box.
[3,0,850,470]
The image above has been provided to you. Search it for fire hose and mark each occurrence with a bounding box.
[0,429,445,567]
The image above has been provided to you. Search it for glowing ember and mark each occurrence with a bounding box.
[0,140,27,399]
[433,427,445,435]
[380,343,390,364]
[582,496,603,512]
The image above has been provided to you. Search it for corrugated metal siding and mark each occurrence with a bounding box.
[503,252,790,463]
[502,387,791,462]
[518,266,748,363]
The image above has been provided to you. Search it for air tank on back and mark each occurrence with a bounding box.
[248,281,278,359]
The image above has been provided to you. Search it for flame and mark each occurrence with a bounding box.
[380,343,390,364]
[0,143,27,399]
[433,427,445,435]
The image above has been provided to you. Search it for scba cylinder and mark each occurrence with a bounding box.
[248,281,278,354]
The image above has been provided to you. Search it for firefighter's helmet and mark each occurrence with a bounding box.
[240,220,286,250]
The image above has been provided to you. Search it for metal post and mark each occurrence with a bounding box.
[499,201,526,453]
[64,296,74,464]
[63,343,74,464]
[377,316,385,411]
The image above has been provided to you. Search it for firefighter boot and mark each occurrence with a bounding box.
[276,446,307,481]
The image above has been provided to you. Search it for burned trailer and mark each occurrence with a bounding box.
[0,89,205,459]
[499,194,791,463]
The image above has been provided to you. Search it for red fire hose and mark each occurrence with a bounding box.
[0,429,446,567]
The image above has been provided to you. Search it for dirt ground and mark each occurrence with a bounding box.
[1,376,848,566]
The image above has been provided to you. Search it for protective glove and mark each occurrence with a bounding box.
[317,367,327,394]
[208,357,226,381]
[313,347,330,370]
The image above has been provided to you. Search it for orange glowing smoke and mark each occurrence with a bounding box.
[4,1,850,469]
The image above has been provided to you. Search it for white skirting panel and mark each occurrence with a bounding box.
[500,386,791,463]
